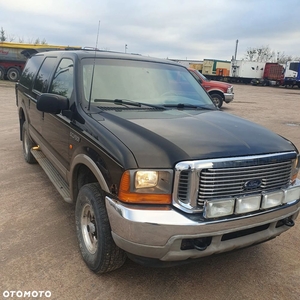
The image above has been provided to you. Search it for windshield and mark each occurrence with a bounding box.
[196,70,209,81]
[81,58,215,108]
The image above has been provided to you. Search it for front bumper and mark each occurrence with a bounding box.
[285,78,299,86]
[224,92,234,103]
[106,195,299,262]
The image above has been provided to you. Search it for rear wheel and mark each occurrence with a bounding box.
[75,183,126,273]
[7,67,20,82]
[210,93,223,108]
[22,122,37,164]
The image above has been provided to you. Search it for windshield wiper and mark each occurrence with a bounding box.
[163,103,215,110]
[94,99,166,109]
[94,98,141,107]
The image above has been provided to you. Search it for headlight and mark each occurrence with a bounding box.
[118,169,173,204]
[135,171,158,188]
[227,86,233,93]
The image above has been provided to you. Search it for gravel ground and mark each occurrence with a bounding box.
[0,80,299,300]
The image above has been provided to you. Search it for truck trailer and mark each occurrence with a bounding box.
[202,59,231,77]
[0,42,80,81]
[204,59,266,84]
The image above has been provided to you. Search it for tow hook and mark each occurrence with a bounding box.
[283,217,295,227]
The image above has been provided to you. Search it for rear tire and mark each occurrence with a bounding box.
[7,67,20,82]
[22,122,37,164]
[75,183,126,273]
[210,93,223,108]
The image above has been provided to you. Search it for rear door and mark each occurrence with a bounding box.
[27,55,57,138]
[18,55,44,137]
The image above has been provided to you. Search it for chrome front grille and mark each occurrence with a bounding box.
[173,152,296,213]
[178,171,190,202]
[198,161,292,207]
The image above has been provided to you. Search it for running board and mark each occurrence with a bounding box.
[31,149,72,203]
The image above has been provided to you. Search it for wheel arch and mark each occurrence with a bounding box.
[70,154,110,203]
[208,90,225,99]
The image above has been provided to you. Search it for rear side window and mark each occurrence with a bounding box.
[50,58,74,98]
[19,55,44,89]
[33,57,57,93]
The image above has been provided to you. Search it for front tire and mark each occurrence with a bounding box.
[210,93,223,108]
[22,122,37,164]
[75,183,126,273]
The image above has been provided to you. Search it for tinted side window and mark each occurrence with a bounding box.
[19,55,44,89]
[50,58,74,98]
[33,57,57,93]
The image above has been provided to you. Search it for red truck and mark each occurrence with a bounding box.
[189,68,234,108]
[251,63,284,86]
[0,44,26,81]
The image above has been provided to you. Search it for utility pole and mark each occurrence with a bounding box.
[234,39,239,60]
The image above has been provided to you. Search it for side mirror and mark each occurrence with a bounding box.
[37,93,69,114]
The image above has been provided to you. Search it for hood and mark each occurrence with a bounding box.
[93,109,295,168]
[202,80,232,89]
[209,79,231,88]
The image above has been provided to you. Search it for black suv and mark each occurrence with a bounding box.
[16,50,300,273]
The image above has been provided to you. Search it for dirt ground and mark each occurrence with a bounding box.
[0,80,300,300]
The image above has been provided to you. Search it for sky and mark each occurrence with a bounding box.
[1,0,300,61]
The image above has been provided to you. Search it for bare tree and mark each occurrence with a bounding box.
[1,27,47,44]
[0,27,6,41]
[245,45,274,62]
[277,52,294,64]
[245,46,300,64]
[245,48,256,61]
[33,38,47,45]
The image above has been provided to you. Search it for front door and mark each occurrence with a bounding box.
[42,58,75,175]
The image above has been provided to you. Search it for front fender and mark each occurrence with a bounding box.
[69,153,110,202]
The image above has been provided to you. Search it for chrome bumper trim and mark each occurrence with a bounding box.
[105,196,299,260]
[224,92,234,102]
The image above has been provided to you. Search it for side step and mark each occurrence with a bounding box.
[31,149,72,203]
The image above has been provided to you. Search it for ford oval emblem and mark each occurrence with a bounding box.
[244,179,262,190]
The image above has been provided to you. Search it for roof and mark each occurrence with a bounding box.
[34,49,184,66]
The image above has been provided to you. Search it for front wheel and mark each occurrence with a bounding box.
[22,122,37,164]
[210,93,223,108]
[75,183,126,273]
